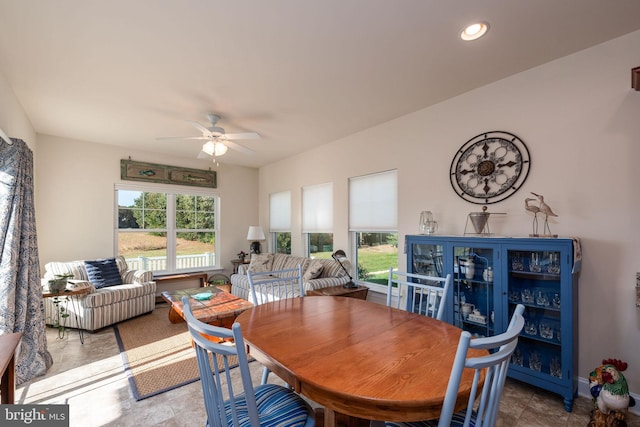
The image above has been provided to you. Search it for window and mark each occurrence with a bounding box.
[302,183,333,258]
[116,184,219,273]
[349,170,398,289]
[269,191,291,254]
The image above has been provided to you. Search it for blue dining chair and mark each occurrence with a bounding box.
[247,264,305,306]
[379,304,525,427]
[182,296,315,427]
[387,268,452,320]
[248,264,304,384]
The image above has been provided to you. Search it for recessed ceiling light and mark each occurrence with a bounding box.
[461,22,489,41]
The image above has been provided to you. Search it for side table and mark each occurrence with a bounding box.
[0,332,22,404]
[230,258,250,274]
[307,284,369,300]
[42,288,91,343]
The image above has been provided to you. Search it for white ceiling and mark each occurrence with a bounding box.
[1,1,639,168]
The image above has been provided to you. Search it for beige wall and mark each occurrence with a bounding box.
[0,68,36,150]
[35,134,259,277]
[259,29,640,394]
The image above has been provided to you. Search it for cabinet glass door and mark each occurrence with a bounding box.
[452,244,495,337]
[507,249,563,380]
[411,242,444,277]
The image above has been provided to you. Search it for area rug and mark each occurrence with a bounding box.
[113,305,240,401]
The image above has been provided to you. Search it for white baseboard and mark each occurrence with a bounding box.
[577,376,639,416]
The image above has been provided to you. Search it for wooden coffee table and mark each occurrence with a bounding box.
[161,287,253,328]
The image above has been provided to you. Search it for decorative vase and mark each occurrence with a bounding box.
[419,211,438,235]
[465,259,475,279]
[48,278,67,293]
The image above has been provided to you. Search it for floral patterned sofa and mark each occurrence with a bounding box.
[42,256,156,332]
[230,253,351,301]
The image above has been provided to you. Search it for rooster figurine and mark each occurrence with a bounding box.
[589,358,635,427]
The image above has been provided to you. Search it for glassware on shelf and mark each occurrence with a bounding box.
[552,293,561,309]
[550,357,562,378]
[530,252,542,273]
[539,322,554,339]
[509,290,520,302]
[511,254,524,271]
[511,348,523,366]
[524,320,538,336]
[528,351,542,372]
[536,290,550,307]
[521,289,534,304]
[547,253,561,274]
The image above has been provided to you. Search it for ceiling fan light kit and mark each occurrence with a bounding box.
[202,140,228,157]
[157,113,260,162]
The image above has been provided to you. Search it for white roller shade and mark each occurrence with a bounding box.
[269,191,291,232]
[349,170,397,231]
[302,182,333,233]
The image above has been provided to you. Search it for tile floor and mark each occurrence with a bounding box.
[16,320,640,427]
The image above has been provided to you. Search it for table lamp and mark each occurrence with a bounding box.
[247,226,266,254]
[331,250,357,288]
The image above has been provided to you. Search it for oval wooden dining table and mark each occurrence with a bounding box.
[235,296,487,427]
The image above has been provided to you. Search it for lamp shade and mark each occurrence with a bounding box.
[246,226,266,241]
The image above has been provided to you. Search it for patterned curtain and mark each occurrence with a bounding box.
[0,137,52,384]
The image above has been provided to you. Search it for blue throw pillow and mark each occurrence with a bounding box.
[84,258,122,288]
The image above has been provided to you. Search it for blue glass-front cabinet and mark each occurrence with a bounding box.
[406,235,580,412]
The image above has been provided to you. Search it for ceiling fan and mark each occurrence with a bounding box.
[156,113,260,161]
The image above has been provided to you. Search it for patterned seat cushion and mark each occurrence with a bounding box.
[82,282,156,308]
[303,260,324,281]
[223,383,313,427]
[271,253,309,275]
[315,258,349,278]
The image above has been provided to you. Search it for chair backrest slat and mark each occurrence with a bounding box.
[387,268,452,320]
[182,296,260,427]
[437,304,525,427]
[248,265,304,306]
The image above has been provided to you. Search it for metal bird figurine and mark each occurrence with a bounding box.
[530,192,558,236]
[524,198,540,235]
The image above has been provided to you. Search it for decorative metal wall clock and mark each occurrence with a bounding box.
[450,131,530,204]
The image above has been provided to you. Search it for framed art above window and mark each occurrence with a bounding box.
[120,159,217,188]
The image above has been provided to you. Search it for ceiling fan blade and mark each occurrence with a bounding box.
[156,136,209,141]
[186,120,212,136]
[224,132,260,140]
[223,139,255,155]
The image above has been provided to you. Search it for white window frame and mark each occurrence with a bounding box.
[302,182,333,257]
[270,190,291,253]
[115,182,220,274]
[348,170,398,293]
